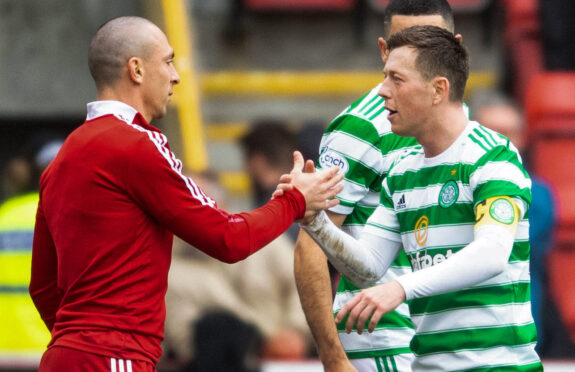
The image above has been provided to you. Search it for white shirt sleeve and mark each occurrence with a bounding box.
[396,223,514,300]
[302,210,402,288]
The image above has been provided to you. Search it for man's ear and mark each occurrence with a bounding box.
[378,37,389,63]
[432,76,449,104]
[128,57,144,84]
[455,33,463,44]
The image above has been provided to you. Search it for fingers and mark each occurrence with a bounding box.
[335,291,384,335]
[304,159,316,173]
[323,183,344,201]
[279,174,292,184]
[291,151,304,173]
[316,167,344,192]
[324,169,345,187]
[368,308,385,333]
[325,198,340,209]
[320,164,341,179]
[335,293,361,324]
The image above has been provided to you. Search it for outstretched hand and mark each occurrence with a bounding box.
[273,151,343,223]
[335,281,406,334]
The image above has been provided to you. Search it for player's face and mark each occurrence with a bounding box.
[379,15,451,63]
[378,46,433,138]
[141,28,180,121]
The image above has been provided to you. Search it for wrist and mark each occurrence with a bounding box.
[301,209,328,229]
[392,278,410,301]
[318,347,349,367]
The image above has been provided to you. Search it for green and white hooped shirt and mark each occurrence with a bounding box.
[363,121,542,370]
[318,84,417,359]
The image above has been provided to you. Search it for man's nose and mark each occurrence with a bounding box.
[378,79,391,100]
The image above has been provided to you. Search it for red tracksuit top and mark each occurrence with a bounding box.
[30,101,305,364]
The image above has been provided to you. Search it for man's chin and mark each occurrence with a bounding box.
[390,124,404,136]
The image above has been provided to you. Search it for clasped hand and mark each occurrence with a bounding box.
[272,151,343,224]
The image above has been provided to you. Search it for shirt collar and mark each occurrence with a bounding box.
[86,100,139,124]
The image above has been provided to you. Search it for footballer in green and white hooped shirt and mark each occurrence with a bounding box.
[371,121,539,370]
[319,83,418,367]
[303,26,542,371]
[315,75,469,372]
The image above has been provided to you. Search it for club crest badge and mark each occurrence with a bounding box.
[490,198,515,224]
[438,180,458,208]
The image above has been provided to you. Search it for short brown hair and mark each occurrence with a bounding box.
[387,25,469,102]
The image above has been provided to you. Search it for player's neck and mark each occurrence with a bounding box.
[97,84,151,123]
[420,104,468,158]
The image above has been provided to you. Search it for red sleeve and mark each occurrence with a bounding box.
[30,195,61,331]
[125,134,305,263]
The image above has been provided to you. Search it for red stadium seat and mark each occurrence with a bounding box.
[501,0,544,105]
[368,0,492,13]
[526,72,575,342]
[525,72,575,244]
[525,72,575,137]
[530,139,575,243]
[246,0,356,11]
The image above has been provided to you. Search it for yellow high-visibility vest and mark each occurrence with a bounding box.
[0,192,51,359]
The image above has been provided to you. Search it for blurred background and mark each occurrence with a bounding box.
[1,0,575,371]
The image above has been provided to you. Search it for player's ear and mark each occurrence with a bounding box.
[378,37,390,63]
[128,57,144,84]
[432,76,449,104]
[455,33,463,44]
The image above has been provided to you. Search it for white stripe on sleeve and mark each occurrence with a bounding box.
[128,124,216,207]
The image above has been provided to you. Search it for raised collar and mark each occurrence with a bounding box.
[86,100,139,125]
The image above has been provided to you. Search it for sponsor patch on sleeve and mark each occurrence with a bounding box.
[319,149,350,175]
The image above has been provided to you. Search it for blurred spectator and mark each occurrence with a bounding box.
[240,121,300,241]
[471,89,557,353]
[0,134,62,364]
[540,0,575,70]
[240,120,298,207]
[296,121,326,163]
[1,157,33,201]
[180,310,263,372]
[164,171,311,366]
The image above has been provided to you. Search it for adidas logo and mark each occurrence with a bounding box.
[397,194,406,210]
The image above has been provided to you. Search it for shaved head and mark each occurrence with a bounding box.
[88,16,161,90]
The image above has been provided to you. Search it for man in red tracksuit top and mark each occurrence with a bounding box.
[30,16,342,372]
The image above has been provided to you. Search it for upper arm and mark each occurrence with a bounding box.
[319,115,384,214]
[474,196,522,238]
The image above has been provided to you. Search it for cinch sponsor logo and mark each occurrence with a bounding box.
[410,249,453,271]
[319,149,349,174]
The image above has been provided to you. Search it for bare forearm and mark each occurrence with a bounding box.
[294,229,349,367]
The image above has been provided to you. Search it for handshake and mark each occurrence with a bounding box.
[273,151,344,224]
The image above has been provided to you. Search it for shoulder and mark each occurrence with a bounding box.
[325,84,391,139]
[67,115,168,167]
[387,146,424,175]
[464,122,522,166]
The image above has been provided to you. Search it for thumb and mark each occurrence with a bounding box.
[292,151,304,173]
